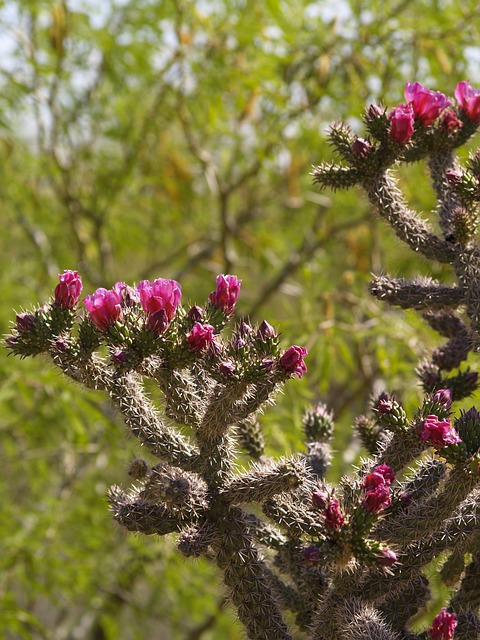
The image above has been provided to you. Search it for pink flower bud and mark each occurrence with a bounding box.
[239,321,253,335]
[404,82,450,125]
[84,287,123,331]
[136,278,181,321]
[352,137,372,158]
[445,170,462,188]
[188,305,204,322]
[257,320,276,341]
[433,388,453,410]
[303,545,321,563]
[440,109,462,133]
[16,312,35,333]
[377,548,398,567]
[363,472,386,492]
[54,270,83,310]
[389,104,415,144]
[417,415,462,448]
[455,81,480,123]
[115,282,138,307]
[312,490,329,510]
[323,497,345,530]
[208,274,242,315]
[55,338,68,352]
[367,104,384,120]
[146,309,169,336]
[187,322,215,351]
[429,609,457,640]
[219,360,236,377]
[112,349,128,366]
[279,346,308,378]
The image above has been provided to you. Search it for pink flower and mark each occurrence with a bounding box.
[136,279,182,321]
[362,484,391,514]
[323,497,345,530]
[279,346,308,378]
[208,274,242,315]
[187,322,215,351]
[373,464,395,486]
[84,287,122,331]
[363,472,386,492]
[389,104,415,144]
[429,609,457,640]
[455,81,480,123]
[404,82,450,125]
[54,270,83,310]
[417,415,462,448]
[377,548,398,567]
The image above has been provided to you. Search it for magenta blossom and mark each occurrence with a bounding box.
[84,287,122,331]
[279,346,308,378]
[404,82,450,125]
[429,609,457,640]
[323,497,345,530]
[136,278,182,321]
[54,270,83,310]
[373,464,395,486]
[455,81,480,123]
[417,415,462,448]
[209,274,242,315]
[389,104,415,144]
[187,322,215,351]
[362,484,391,514]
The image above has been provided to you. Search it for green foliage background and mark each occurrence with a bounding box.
[1,1,480,637]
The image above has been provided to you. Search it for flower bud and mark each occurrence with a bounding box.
[352,137,372,158]
[54,338,68,352]
[303,545,321,563]
[208,274,242,315]
[312,489,329,510]
[112,349,128,366]
[256,320,276,342]
[188,305,204,322]
[219,360,236,377]
[432,388,453,410]
[146,309,169,336]
[54,270,83,310]
[323,497,345,530]
[367,104,384,120]
[16,312,35,333]
[389,104,415,144]
[377,548,398,567]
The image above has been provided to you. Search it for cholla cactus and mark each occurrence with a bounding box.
[6,80,480,640]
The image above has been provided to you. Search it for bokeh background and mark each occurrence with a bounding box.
[2,1,480,637]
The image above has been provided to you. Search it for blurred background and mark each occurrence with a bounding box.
[1,1,480,637]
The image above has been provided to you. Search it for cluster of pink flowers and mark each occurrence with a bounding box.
[388,80,480,145]
[43,271,309,371]
[312,490,345,530]
[361,464,395,514]
[417,415,461,449]
[429,609,457,640]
